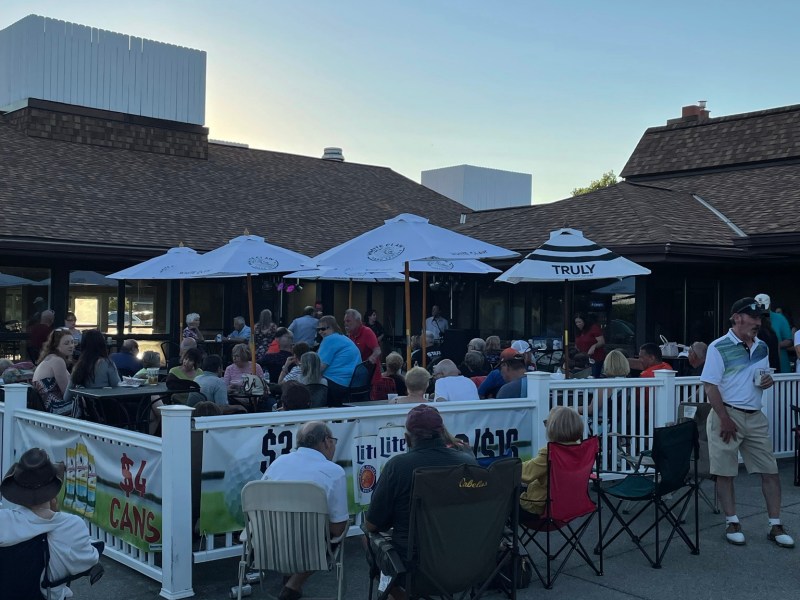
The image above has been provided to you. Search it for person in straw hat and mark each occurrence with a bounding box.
[0,447,99,599]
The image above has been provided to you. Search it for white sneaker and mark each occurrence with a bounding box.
[725,522,746,545]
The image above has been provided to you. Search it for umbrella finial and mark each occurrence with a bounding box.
[244,228,250,235]
[178,241,184,247]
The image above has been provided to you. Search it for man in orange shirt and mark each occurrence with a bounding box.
[638,343,673,378]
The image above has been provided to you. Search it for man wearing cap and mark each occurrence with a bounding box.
[701,297,794,548]
[478,347,520,398]
[755,293,793,373]
[260,421,348,600]
[365,405,477,568]
[0,448,99,599]
[496,351,530,399]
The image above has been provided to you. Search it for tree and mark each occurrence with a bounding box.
[571,170,620,197]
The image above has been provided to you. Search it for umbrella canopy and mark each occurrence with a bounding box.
[0,272,37,287]
[497,228,651,378]
[496,228,650,283]
[39,270,120,287]
[284,267,412,282]
[314,213,518,271]
[408,259,500,275]
[183,234,313,278]
[108,246,203,280]
[592,277,636,295]
[315,213,516,366]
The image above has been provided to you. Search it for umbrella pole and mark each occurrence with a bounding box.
[421,272,427,369]
[405,262,412,368]
[247,274,257,375]
[349,279,353,307]
[178,280,184,345]
[563,280,570,379]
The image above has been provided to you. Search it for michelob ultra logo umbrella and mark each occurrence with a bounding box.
[315,213,518,365]
[497,228,650,377]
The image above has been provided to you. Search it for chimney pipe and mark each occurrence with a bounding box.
[322,147,344,162]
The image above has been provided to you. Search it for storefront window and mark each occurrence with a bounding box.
[0,266,50,331]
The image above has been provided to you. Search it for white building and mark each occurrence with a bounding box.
[421,164,532,210]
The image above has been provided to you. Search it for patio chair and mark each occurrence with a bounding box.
[347,361,372,403]
[236,480,346,600]
[363,457,523,600]
[161,341,181,368]
[677,401,719,512]
[519,436,603,588]
[792,404,800,486]
[596,420,700,568]
[307,383,329,408]
[0,533,104,599]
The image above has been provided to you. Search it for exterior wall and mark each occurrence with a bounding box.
[0,15,206,125]
[5,99,208,159]
[421,164,532,210]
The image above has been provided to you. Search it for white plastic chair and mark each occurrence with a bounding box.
[237,480,345,600]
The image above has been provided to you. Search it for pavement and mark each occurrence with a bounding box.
[71,459,800,599]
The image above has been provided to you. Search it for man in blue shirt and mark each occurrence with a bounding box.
[225,316,251,341]
[109,339,143,374]
[288,306,319,346]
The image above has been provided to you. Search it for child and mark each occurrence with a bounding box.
[520,406,583,520]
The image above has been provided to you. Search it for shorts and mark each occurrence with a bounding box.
[707,406,778,477]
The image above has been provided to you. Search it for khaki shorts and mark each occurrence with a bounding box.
[707,407,778,477]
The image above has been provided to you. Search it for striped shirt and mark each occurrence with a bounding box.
[701,329,769,410]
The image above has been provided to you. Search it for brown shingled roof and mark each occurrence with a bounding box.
[0,117,473,258]
[621,104,800,179]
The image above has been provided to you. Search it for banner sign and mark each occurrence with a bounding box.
[199,407,533,535]
[16,426,163,552]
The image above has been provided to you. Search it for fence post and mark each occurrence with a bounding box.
[527,372,551,458]
[158,405,195,599]
[653,370,677,427]
[1,384,28,485]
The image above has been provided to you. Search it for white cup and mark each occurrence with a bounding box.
[387,394,398,401]
[753,367,775,387]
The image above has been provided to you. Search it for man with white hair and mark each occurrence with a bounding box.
[344,308,382,390]
[225,316,251,341]
[432,359,479,401]
[687,341,707,376]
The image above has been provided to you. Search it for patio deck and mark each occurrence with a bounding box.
[71,458,799,600]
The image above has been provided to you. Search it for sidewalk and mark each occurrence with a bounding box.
[72,459,799,599]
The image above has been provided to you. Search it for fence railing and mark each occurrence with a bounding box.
[1,370,797,598]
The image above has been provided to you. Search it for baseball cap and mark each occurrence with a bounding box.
[730,297,768,317]
[499,347,525,365]
[405,404,444,438]
[754,293,771,310]
[510,340,531,353]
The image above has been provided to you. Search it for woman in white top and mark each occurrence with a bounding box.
[32,328,76,416]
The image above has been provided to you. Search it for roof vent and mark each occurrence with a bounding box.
[322,147,344,162]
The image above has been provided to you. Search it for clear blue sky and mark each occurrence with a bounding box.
[4,1,800,203]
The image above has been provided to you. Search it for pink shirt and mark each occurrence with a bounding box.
[223,362,265,386]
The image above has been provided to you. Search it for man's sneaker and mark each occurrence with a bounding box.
[768,525,795,548]
[725,522,746,545]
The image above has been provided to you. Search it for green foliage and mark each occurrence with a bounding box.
[571,170,619,197]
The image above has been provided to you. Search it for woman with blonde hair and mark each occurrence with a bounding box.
[254,309,277,361]
[520,406,584,519]
[224,343,265,390]
[389,366,430,404]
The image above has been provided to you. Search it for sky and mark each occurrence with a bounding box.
[4,1,800,203]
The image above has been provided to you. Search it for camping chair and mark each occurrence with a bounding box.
[0,533,104,599]
[677,402,719,512]
[519,436,603,589]
[347,361,372,403]
[363,457,523,600]
[237,480,346,600]
[596,420,700,568]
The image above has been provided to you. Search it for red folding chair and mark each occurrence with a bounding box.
[519,436,602,588]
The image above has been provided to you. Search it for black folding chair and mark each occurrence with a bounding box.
[346,361,372,403]
[596,420,700,568]
[363,458,522,600]
[519,436,603,588]
[0,533,104,599]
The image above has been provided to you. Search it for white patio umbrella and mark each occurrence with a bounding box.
[314,213,518,366]
[185,234,314,373]
[497,228,650,377]
[284,267,414,307]
[109,245,205,342]
[0,273,37,287]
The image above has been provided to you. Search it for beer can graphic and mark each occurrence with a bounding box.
[377,425,407,472]
[63,447,77,509]
[352,434,378,506]
[85,453,97,517]
[74,443,89,514]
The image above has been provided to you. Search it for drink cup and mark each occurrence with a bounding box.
[387,394,398,401]
[753,367,775,387]
[146,368,159,385]
[216,333,222,342]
